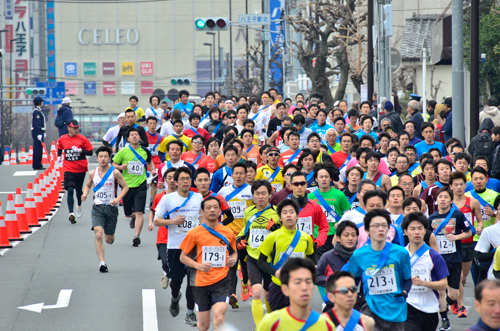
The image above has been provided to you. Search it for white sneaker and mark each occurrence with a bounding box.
[160,275,169,289]
[76,206,83,218]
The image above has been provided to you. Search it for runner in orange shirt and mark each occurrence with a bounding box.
[278,132,302,167]
[241,128,261,165]
[181,135,207,169]
[198,137,222,176]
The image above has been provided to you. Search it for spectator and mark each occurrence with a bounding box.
[440,97,453,142]
[466,279,500,331]
[54,97,74,137]
[380,101,403,133]
[479,97,500,127]
[407,100,424,139]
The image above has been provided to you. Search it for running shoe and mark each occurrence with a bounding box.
[129,218,136,229]
[229,294,239,309]
[170,291,182,317]
[76,206,83,218]
[241,281,250,302]
[69,213,76,224]
[438,318,451,331]
[450,302,459,315]
[132,236,141,247]
[160,275,169,289]
[99,263,108,273]
[238,267,243,281]
[458,306,467,318]
[184,312,197,327]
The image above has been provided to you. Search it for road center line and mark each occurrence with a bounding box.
[142,289,159,331]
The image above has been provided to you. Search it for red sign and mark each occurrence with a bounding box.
[140,62,153,75]
[102,62,115,75]
[103,82,115,95]
[141,81,153,94]
[5,25,13,53]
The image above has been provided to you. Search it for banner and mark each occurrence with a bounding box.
[47,0,55,80]
[140,62,153,75]
[270,0,284,92]
[103,82,115,95]
[121,62,135,75]
[65,81,78,95]
[64,62,77,76]
[84,81,96,95]
[141,81,153,94]
[121,81,135,95]
[103,62,115,75]
[83,62,96,76]
[14,0,30,88]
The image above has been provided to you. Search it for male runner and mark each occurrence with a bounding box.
[310,109,334,142]
[324,271,375,331]
[57,119,94,223]
[210,145,239,192]
[309,163,351,255]
[387,186,405,225]
[257,200,316,311]
[293,115,313,149]
[428,187,472,331]
[342,167,363,209]
[184,112,211,142]
[331,133,353,171]
[144,95,164,131]
[255,147,284,192]
[115,109,149,151]
[339,179,376,226]
[193,168,233,225]
[126,95,146,125]
[241,128,260,164]
[364,151,391,191]
[156,141,196,191]
[102,112,126,152]
[402,212,449,331]
[180,135,206,169]
[236,180,280,326]
[421,159,453,215]
[154,167,203,325]
[81,146,129,272]
[145,116,164,206]
[278,132,302,167]
[112,127,156,246]
[158,119,192,161]
[347,209,412,331]
[257,258,334,331]
[179,196,237,331]
[325,128,341,155]
[173,90,194,123]
[413,159,436,198]
[197,137,221,175]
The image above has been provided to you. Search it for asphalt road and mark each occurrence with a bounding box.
[0,164,480,331]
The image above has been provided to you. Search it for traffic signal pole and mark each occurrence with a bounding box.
[262,0,270,91]
[452,0,465,143]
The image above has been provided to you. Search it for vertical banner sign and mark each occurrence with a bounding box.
[14,0,30,84]
[141,81,153,94]
[47,0,56,80]
[5,0,13,20]
[270,0,284,92]
[140,62,153,75]
[5,25,13,53]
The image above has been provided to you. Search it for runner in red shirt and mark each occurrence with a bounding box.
[146,116,165,206]
[197,137,221,175]
[56,119,94,224]
[330,132,353,171]
[278,132,302,167]
[181,135,207,169]
[183,112,211,143]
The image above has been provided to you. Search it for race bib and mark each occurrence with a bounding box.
[308,186,318,193]
[480,207,492,222]
[149,144,159,156]
[366,267,397,295]
[175,215,199,233]
[249,229,270,249]
[202,246,226,268]
[437,235,456,254]
[297,216,313,235]
[249,158,257,164]
[229,201,246,219]
[410,267,430,293]
[271,183,282,191]
[279,251,305,260]
[128,161,144,175]
[95,186,114,204]
[321,206,337,223]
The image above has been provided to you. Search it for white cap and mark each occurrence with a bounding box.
[62,97,72,104]
[117,112,125,120]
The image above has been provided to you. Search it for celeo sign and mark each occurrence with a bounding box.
[78,28,139,45]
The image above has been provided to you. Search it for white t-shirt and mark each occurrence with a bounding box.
[299,128,313,149]
[154,191,204,249]
[145,107,165,130]
[338,208,366,226]
[103,125,121,148]
[475,223,500,279]
[160,121,191,137]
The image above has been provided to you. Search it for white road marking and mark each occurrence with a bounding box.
[142,289,159,331]
[13,171,39,176]
[0,191,26,194]
[18,289,73,313]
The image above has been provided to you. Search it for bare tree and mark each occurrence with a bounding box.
[286,0,367,107]
[429,65,443,101]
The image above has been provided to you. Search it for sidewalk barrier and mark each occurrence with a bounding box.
[25,182,40,227]
[0,200,12,248]
[3,151,9,165]
[5,194,23,241]
[19,148,28,165]
[34,178,47,221]
[15,188,31,234]
[10,149,17,165]
[27,146,33,165]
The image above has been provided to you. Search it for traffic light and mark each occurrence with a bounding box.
[170,78,192,86]
[26,88,46,96]
[194,18,229,31]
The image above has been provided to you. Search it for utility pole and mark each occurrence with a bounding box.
[452,0,465,143]
[375,0,392,107]
[367,0,374,102]
[229,0,233,94]
[262,0,270,91]
[470,0,480,138]
[422,41,427,118]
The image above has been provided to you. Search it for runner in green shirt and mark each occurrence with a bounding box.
[308,162,351,257]
[112,127,156,247]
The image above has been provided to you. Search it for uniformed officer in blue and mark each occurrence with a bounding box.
[32,96,46,170]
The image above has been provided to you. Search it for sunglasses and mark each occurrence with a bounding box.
[333,285,358,294]
[292,181,307,187]
[228,116,236,119]
[267,153,280,157]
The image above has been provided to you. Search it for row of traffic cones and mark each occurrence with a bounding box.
[3,141,56,165]
[0,149,63,248]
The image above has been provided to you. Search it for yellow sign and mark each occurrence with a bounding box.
[121,62,135,75]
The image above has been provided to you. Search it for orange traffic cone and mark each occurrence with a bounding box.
[34,178,47,221]
[10,149,17,165]
[0,200,12,248]
[5,194,23,241]
[50,141,56,155]
[27,146,33,165]
[41,143,49,165]
[3,150,9,165]
[39,174,50,215]
[19,148,28,165]
[15,188,31,234]
[25,182,40,227]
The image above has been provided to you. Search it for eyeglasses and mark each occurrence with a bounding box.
[333,286,358,294]
[370,223,388,229]
[177,177,191,182]
[292,181,307,187]
[268,153,280,157]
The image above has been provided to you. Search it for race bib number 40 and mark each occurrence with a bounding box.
[202,246,226,268]
[366,267,397,295]
[437,235,456,254]
[229,201,246,219]
[128,161,144,175]
[297,217,313,234]
[176,215,199,233]
[249,229,270,249]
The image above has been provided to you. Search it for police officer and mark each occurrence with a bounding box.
[32,96,46,170]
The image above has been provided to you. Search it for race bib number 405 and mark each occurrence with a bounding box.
[297,217,313,234]
[366,267,397,295]
[202,246,226,268]
[128,161,144,175]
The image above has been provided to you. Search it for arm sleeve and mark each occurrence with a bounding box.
[314,205,329,247]
[402,278,412,294]
[222,209,234,226]
[102,139,112,147]
[159,152,166,163]
[57,148,63,157]
[476,250,496,263]
[257,252,277,276]
[82,150,93,156]
[139,129,149,148]
[137,115,146,123]
[115,129,124,151]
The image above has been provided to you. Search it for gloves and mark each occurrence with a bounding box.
[57,156,62,163]
[313,242,318,251]
[72,146,82,153]
[236,237,247,250]
[395,291,408,299]
[37,135,42,141]
[266,218,281,232]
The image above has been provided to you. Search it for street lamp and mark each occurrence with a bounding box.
[206,32,216,89]
[203,43,213,91]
